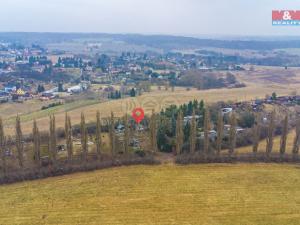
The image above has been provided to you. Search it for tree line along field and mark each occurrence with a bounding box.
[0,164,299,225]
[2,68,300,181]
[237,129,296,155]
[0,96,299,182]
[0,66,300,172]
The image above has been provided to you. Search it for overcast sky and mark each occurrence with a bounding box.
[1,0,300,36]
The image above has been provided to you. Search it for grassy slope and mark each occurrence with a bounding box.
[237,129,296,155]
[3,66,300,135]
[0,164,300,225]
[3,81,300,136]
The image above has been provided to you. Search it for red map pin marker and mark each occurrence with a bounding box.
[132,108,145,124]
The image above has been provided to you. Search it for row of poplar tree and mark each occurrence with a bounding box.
[0,111,124,172]
[0,110,160,173]
[175,109,300,158]
[0,108,300,173]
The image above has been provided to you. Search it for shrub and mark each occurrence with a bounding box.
[41,102,63,110]
[134,150,146,157]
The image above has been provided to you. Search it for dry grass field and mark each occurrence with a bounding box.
[237,129,296,155]
[3,66,300,135]
[0,164,300,225]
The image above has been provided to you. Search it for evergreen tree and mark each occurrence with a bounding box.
[157,116,169,152]
[95,111,102,159]
[203,108,210,155]
[32,120,41,166]
[199,100,204,110]
[58,57,62,66]
[37,84,45,93]
[216,112,223,156]
[58,82,64,92]
[130,88,136,97]
[170,113,176,137]
[228,113,237,157]
[189,110,196,154]
[80,112,88,162]
[280,114,288,156]
[15,115,24,168]
[271,92,277,100]
[176,110,184,155]
[187,101,193,115]
[266,111,275,157]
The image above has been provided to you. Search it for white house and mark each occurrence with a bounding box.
[221,108,233,115]
[184,115,202,124]
[67,85,82,93]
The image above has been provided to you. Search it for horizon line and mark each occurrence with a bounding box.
[0,31,299,39]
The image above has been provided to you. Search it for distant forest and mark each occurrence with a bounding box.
[1,32,300,51]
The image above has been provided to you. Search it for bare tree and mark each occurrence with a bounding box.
[280,114,288,156]
[5,136,13,172]
[190,109,196,154]
[65,113,73,162]
[46,132,50,161]
[216,112,223,156]
[32,120,41,166]
[292,117,300,158]
[16,115,24,168]
[109,112,116,157]
[95,111,102,159]
[266,111,275,157]
[203,108,210,155]
[80,112,88,162]
[228,113,237,157]
[0,117,6,173]
[176,110,184,155]
[123,113,130,155]
[49,115,57,164]
[150,110,158,153]
[252,114,261,156]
